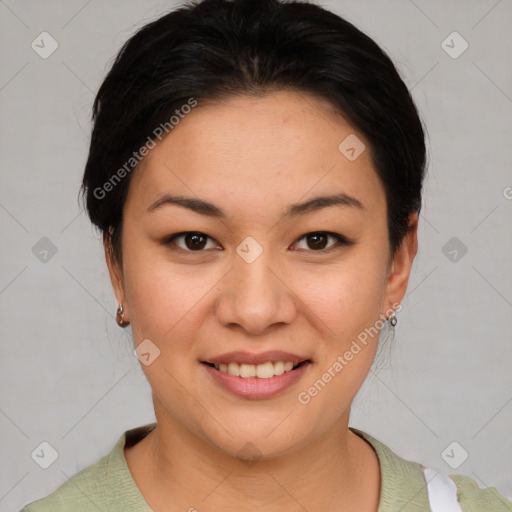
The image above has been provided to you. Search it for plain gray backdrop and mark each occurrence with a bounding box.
[1,0,511,510]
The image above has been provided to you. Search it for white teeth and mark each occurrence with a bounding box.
[239,363,256,378]
[273,361,285,376]
[213,361,302,379]
[227,362,239,377]
[256,362,274,379]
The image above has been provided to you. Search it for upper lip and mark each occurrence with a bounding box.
[203,350,310,365]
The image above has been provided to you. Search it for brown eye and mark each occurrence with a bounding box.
[293,231,353,252]
[166,232,219,251]
[185,233,207,250]
[306,233,329,250]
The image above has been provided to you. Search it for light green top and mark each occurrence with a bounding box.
[20,423,512,511]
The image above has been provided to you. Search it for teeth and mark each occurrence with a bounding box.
[256,362,274,379]
[213,361,302,379]
[274,361,285,376]
[240,363,256,378]
[227,362,239,377]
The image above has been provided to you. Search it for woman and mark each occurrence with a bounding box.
[21,0,511,510]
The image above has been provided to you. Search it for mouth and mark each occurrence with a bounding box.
[202,359,311,379]
[201,360,310,379]
[200,351,312,399]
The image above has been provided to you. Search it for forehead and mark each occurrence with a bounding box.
[126,91,385,219]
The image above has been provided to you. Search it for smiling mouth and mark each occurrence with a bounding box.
[202,360,311,379]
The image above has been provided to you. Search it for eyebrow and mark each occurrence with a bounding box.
[146,192,364,218]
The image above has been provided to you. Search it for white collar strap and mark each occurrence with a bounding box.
[423,467,463,511]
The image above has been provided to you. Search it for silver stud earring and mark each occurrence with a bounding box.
[388,312,397,327]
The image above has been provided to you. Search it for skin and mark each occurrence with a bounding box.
[105,91,418,511]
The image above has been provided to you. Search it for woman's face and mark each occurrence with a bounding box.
[107,91,417,458]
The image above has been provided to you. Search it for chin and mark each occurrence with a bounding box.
[191,409,316,462]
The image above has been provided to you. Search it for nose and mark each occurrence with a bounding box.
[215,249,297,335]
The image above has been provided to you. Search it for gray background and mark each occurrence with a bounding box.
[1,0,511,510]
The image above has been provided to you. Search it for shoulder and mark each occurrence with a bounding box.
[350,427,512,512]
[19,451,112,512]
[19,424,156,512]
[449,473,512,511]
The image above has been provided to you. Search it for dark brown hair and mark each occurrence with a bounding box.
[81,0,426,264]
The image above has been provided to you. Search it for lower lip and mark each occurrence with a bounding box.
[202,362,311,400]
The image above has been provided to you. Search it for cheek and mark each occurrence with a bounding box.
[294,258,387,418]
[125,266,204,339]
[122,241,226,353]
[303,253,388,337]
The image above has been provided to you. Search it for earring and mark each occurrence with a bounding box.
[388,312,397,327]
[116,304,129,327]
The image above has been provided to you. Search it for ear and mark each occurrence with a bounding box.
[384,212,418,311]
[103,229,127,310]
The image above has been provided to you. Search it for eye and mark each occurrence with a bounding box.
[163,230,353,253]
[292,231,353,252]
[164,231,220,252]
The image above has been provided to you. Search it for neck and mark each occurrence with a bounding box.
[125,413,381,511]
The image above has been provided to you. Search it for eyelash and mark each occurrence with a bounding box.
[163,231,354,254]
